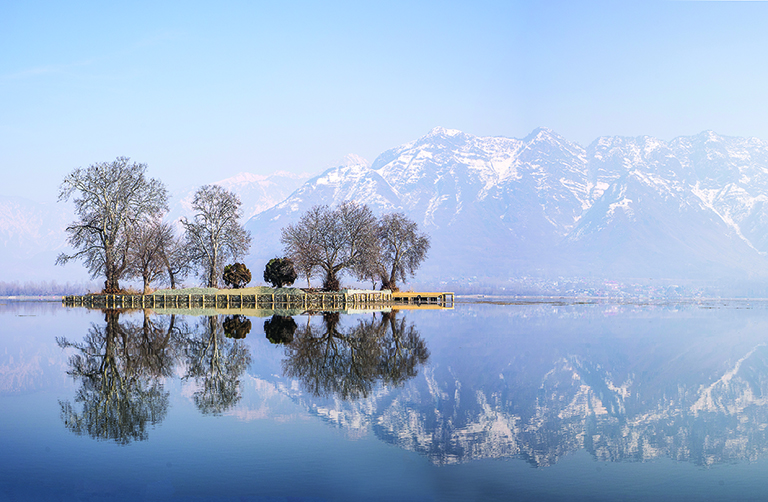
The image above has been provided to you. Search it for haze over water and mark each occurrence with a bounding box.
[3,299,768,501]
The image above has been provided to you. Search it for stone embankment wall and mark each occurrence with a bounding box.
[63,289,393,310]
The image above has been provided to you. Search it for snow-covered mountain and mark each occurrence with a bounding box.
[0,196,81,282]
[244,127,768,288]
[168,170,312,224]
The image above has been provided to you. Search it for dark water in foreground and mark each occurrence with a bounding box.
[3,299,768,501]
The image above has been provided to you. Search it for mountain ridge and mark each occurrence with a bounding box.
[244,127,768,288]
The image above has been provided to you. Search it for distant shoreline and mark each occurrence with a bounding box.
[0,296,63,301]
[5,294,768,305]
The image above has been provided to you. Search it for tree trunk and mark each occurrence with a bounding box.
[323,268,340,291]
[380,273,397,292]
[105,273,120,294]
[388,264,398,292]
[209,248,219,288]
[103,245,124,293]
[209,269,216,288]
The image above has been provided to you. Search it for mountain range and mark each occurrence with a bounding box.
[244,127,768,291]
[4,127,768,293]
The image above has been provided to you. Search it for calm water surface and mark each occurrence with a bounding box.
[3,299,768,501]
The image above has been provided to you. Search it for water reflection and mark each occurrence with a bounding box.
[264,315,297,344]
[223,314,252,339]
[58,310,254,442]
[282,312,429,400]
[47,302,768,470]
[300,307,768,468]
[56,304,768,470]
[181,315,252,415]
[57,310,177,444]
[381,346,768,467]
[56,309,428,443]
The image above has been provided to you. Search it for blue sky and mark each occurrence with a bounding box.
[3,0,768,203]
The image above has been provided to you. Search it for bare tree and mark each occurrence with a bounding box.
[281,201,378,291]
[280,205,322,287]
[182,185,252,288]
[126,219,174,294]
[376,212,430,291]
[160,229,192,289]
[57,157,168,293]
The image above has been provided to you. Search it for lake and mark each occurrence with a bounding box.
[3,298,768,501]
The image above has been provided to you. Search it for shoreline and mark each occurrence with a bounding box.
[0,296,63,301]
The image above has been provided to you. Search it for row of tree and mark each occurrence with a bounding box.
[281,201,430,291]
[57,157,430,293]
[57,157,251,293]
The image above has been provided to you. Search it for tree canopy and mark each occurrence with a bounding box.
[280,201,379,290]
[263,257,297,288]
[125,218,174,294]
[57,157,168,293]
[281,203,429,291]
[182,185,252,288]
[223,262,252,289]
[376,212,430,291]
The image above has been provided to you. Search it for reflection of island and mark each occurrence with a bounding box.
[57,310,180,444]
[282,312,429,400]
[57,305,768,468]
[182,315,251,415]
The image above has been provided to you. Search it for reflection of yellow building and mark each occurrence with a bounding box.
[392,303,453,311]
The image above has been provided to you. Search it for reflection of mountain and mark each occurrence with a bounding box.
[275,305,768,467]
[374,352,768,466]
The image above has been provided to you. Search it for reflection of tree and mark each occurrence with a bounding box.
[264,315,297,344]
[282,312,428,400]
[223,315,251,339]
[182,316,251,415]
[57,310,180,444]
